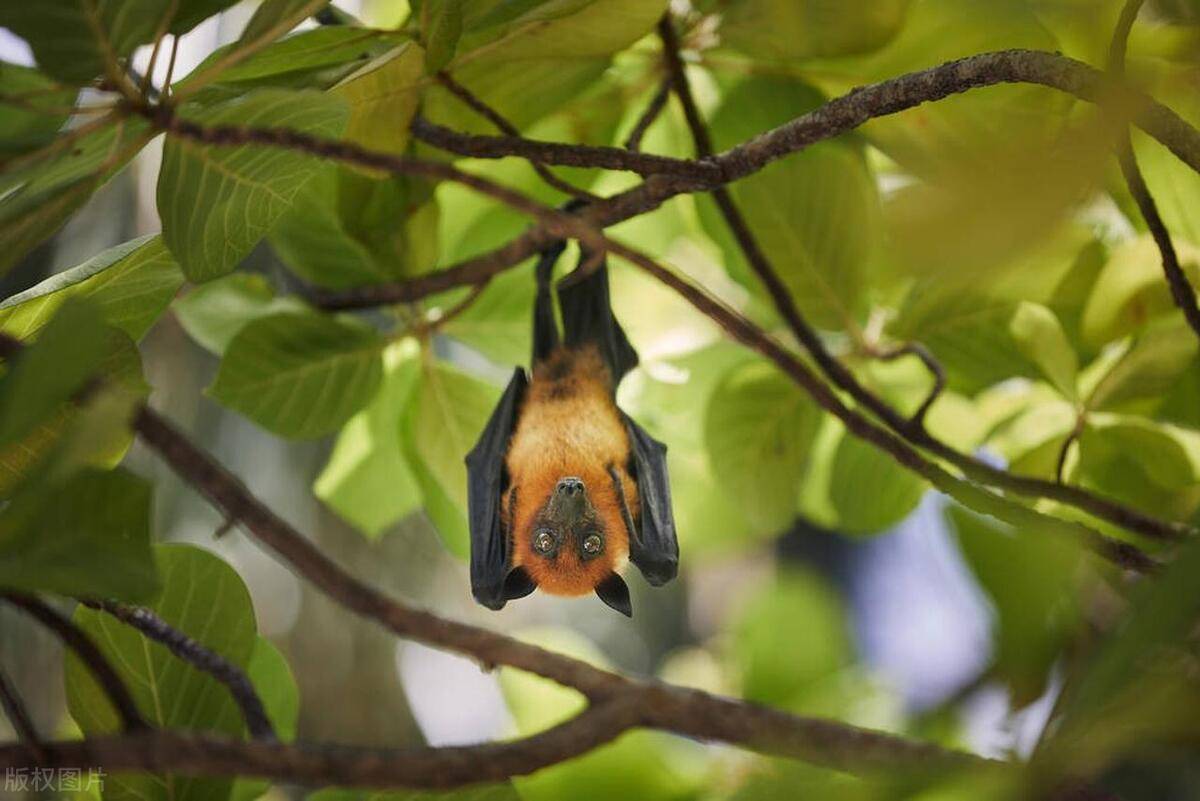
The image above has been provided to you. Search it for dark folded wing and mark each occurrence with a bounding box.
[623,413,679,586]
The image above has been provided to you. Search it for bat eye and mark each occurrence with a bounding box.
[533,529,556,555]
[582,534,603,555]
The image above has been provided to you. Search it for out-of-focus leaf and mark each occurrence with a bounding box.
[828,429,926,534]
[1080,414,1200,492]
[0,1,170,83]
[0,235,183,342]
[270,166,439,289]
[730,569,853,710]
[209,311,385,439]
[948,505,1084,705]
[700,74,879,328]
[174,273,308,355]
[1030,0,1124,63]
[315,340,423,539]
[66,544,257,801]
[712,0,909,60]
[308,786,521,801]
[423,0,464,72]
[238,0,328,46]
[1133,64,1200,246]
[500,627,702,801]
[1081,235,1200,347]
[987,399,1076,481]
[171,0,243,34]
[1009,302,1078,400]
[442,265,535,366]
[333,42,425,155]
[705,360,821,535]
[1083,316,1198,412]
[158,89,349,281]
[0,467,157,601]
[401,361,499,557]
[230,637,300,801]
[0,63,74,156]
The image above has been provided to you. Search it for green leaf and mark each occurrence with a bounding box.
[0,62,75,156]
[238,0,329,46]
[309,783,522,801]
[1081,234,1200,347]
[171,0,243,35]
[0,235,183,342]
[1083,316,1198,412]
[948,505,1083,705]
[66,544,257,801]
[441,266,536,366]
[333,41,425,155]
[1133,66,1200,246]
[230,637,300,801]
[0,299,110,447]
[269,166,439,289]
[209,311,385,439]
[157,89,349,281]
[0,1,171,84]
[700,74,880,328]
[1009,301,1078,400]
[1080,414,1200,492]
[315,340,423,538]
[712,0,908,60]
[0,467,157,601]
[400,361,500,557]
[730,569,853,710]
[174,273,308,355]
[424,0,465,73]
[828,428,926,534]
[704,361,821,535]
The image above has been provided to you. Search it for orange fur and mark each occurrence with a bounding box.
[505,346,637,596]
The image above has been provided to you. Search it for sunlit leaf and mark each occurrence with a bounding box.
[158,89,349,281]
[1009,301,1078,400]
[709,0,908,60]
[315,340,423,539]
[828,428,926,534]
[333,41,426,155]
[209,311,385,439]
[173,273,308,355]
[1083,316,1198,412]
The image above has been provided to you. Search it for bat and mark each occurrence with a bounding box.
[465,239,679,617]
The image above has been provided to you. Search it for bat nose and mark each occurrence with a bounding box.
[555,477,584,497]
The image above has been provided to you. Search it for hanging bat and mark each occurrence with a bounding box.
[465,240,678,616]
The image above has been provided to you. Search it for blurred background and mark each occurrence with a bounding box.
[2,0,1199,799]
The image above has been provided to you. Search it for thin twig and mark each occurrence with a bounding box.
[435,71,596,200]
[624,73,672,151]
[1,595,146,732]
[0,661,45,762]
[431,282,486,328]
[162,36,181,99]
[140,0,180,97]
[869,343,947,427]
[80,600,276,741]
[1107,0,1200,344]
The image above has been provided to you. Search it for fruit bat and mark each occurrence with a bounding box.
[465,239,679,617]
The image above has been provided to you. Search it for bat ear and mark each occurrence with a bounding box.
[595,573,632,617]
[503,567,537,602]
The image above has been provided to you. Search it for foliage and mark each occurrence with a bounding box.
[1,1,1199,800]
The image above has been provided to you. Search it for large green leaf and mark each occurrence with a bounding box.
[173,273,307,355]
[704,360,821,535]
[0,62,75,156]
[66,544,258,801]
[209,311,385,439]
[0,467,157,601]
[1008,301,1078,400]
[269,166,439,289]
[700,74,880,329]
[0,235,183,342]
[949,505,1084,705]
[157,89,349,281]
[400,361,499,557]
[0,1,169,83]
[314,340,423,538]
[1083,316,1198,412]
[710,0,908,60]
[1080,414,1200,493]
[332,41,426,155]
[423,0,465,73]
[828,428,926,534]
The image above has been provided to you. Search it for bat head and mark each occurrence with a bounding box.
[508,471,634,615]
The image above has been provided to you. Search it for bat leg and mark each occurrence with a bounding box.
[556,248,639,386]
[532,242,565,364]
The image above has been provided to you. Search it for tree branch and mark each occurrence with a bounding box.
[1,595,147,732]
[0,661,45,762]
[624,73,672,152]
[869,343,947,427]
[434,71,596,200]
[80,599,276,741]
[1107,0,1200,344]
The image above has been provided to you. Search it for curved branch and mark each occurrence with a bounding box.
[624,74,672,152]
[1,595,146,731]
[80,599,276,741]
[0,661,44,761]
[0,693,985,788]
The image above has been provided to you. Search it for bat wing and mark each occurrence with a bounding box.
[557,252,639,387]
[466,367,528,609]
[623,413,679,586]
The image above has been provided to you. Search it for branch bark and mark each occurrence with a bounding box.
[0,661,44,761]
[1,595,147,732]
[80,600,276,741]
